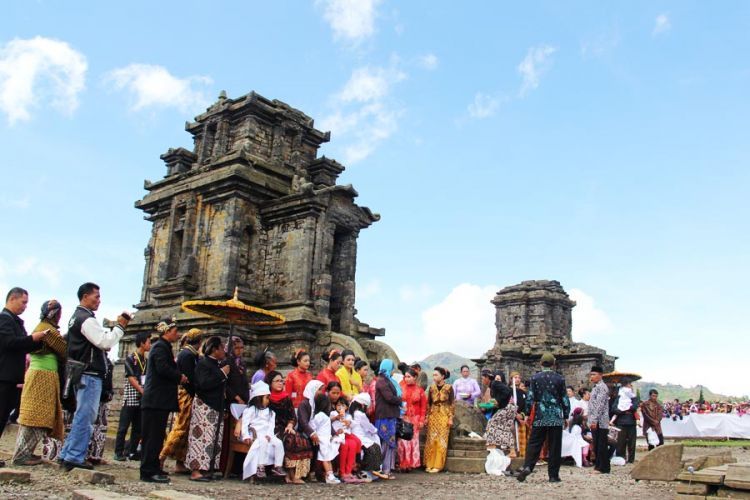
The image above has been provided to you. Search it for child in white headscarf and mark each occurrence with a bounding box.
[309,392,340,484]
[239,381,286,480]
[349,392,386,481]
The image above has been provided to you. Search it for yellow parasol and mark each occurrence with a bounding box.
[180,287,284,475]
[181,287,285,326]
[602,371,642,384]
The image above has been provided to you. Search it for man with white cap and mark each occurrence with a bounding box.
[240,381,286,480]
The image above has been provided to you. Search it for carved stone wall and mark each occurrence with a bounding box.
[124,91,396,373]
[479,280,616,390]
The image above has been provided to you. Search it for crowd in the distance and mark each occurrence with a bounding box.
[662,399,749,419]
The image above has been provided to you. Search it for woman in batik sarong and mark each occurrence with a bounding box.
[186,336,229,481]
[423,366,455,473]
[12,300,66,466]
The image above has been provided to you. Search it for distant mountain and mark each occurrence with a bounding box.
[634,381,747,403]
[416,352,477,384]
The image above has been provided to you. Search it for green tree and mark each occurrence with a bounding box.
[698,385,705,404]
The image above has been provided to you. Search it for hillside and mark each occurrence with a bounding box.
[416,352,477,383]
[634,381,747,403]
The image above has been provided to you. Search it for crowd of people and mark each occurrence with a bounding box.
[4,283,720,487]
[662,399,749,419]
[0,284,462,485]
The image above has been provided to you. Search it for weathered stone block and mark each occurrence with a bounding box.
[451,403,487,438]
[677,466,728,485]
[148,490,210,500]
[72,490,142,500]
[717,486,750,498]
[70,468,116,484]
[631,443,684,481]
[0,469,31,483]
[444,456,486,474]
[676,482,713,495]
[673,495,706,500]
[686,450,736,471]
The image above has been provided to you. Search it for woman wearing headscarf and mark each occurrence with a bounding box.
[374,359,402,479]
[296,379,324,447]
[397,368,427,472]
[186,336,230,481]
[285,349,313,409]
[424,366,455,473]
[250,348,276,385]
[225,337,249,405]
[265,370,313,484]
[335,349,362,401]
[485,379,516,456]
[159,327,202,474]
[12,300,67,466]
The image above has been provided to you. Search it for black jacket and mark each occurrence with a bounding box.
[612,396,640,427]
[66,306,108,378]
[194,356,227,412]
[0,308,40,383]
[226,360,249,404]
[374,375,402,420]
[141,338,181,411]
[176,347,199,396]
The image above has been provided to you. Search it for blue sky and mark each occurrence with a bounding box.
[1,1,748,397]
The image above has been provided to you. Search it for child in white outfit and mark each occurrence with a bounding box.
[309,393,340,484]
[238,381,286,480]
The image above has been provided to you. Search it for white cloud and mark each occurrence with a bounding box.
[0,195,30,209]
[321,64,405,164]
[317,0,382,45]
[417,283,497,359]
[653,14,671,36]
[105,64,212,113]
[569,288,613,341]
[358,279,381,300]
[0,36,87,124]
[517,44,557,96]
[467,92,501,119]
[418,53,439,71]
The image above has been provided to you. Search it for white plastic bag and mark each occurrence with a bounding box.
[646,428,660,446]
[485,448,511,475]
[611,454,626,466]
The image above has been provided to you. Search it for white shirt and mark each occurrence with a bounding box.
[81,315,124,350]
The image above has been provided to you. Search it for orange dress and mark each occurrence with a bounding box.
[284,369,312,408]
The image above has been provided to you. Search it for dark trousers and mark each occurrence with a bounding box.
[617,425,637,463]
[647,433,664,451]
[0,381,20,438]
[115,405,142,457]
[592,427,611,473]
[140,409,169,478]
[523,425,563,480]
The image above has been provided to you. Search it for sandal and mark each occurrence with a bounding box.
[189,475,211,482]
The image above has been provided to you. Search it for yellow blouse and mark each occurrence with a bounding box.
[336,366,363,398]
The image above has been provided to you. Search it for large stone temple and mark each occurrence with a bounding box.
[121,91,398,369]
[477,280,616,388]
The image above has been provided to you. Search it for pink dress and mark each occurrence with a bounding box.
[398,383,427,470]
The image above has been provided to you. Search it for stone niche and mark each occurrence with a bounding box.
[476,280,616,389]
[121,91,398,371]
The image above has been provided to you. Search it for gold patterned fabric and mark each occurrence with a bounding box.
[160,386,193,462]
[17,320,65,440]
[423,383,455,471]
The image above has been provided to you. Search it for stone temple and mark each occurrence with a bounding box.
[121,91,398,369]
[477,280,616,389]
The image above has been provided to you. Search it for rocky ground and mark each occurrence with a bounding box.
[0,424,747,500]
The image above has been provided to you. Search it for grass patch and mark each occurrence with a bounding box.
[681,439,750,448]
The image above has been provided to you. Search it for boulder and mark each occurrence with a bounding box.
[631,443,684,481]
[70,468,116,485]
[451,403,487,438]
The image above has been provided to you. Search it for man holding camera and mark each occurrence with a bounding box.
[58,282,129,471]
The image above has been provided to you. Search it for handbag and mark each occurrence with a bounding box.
[63,358,87,399]
[396,419,414,440]
[607,425,621,445]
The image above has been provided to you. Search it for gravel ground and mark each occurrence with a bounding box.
[1,424,747,500]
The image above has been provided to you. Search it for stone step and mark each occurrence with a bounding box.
[450,438,487,450]
[448,449,488,459]
[72,491,143,500]
[676,482,714,495]
[444,455,525,474]
[677,465,729,485]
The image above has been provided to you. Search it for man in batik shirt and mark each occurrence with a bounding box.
[516,352,570,483]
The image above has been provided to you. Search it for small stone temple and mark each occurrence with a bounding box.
[121,90,398,369]
[476,280,616,388]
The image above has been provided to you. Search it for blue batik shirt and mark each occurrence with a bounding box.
[525,368,570,427]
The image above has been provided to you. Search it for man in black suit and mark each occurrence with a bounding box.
[140,318,186,483]
[0,287,49,467]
